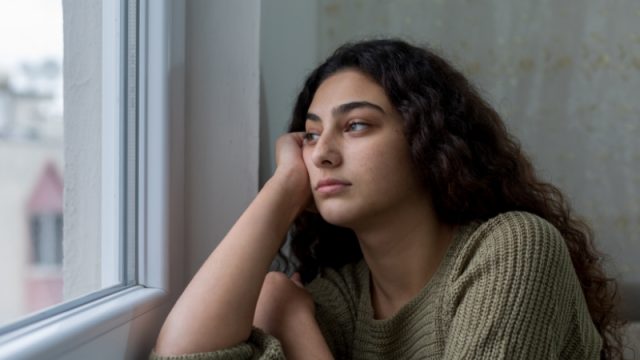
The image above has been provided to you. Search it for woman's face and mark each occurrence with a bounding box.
[302,69,427,229]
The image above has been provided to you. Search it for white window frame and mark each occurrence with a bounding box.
[101,0,123,287]
[0,0,185,358]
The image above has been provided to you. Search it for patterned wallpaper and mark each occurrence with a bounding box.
[318,0,640,283]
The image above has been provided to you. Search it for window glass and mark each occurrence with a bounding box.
[0,0,65,327]
[0,0,134,330]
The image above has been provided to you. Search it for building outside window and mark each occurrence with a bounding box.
[0,0,135,329]
[0,0,65,327]
[0,1,181,358]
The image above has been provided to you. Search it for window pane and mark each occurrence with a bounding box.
[0,0,135,329]
[0,0,65,327]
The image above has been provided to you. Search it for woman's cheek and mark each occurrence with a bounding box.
[301,147,312,167]
[301,149,315,188]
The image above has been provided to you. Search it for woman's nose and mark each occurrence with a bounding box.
[311,134,342,168]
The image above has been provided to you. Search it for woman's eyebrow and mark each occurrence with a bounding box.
[306,101,386,122]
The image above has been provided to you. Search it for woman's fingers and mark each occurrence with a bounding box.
[272,133,312,210]
[275,132,306,168]
[290,272,303,287]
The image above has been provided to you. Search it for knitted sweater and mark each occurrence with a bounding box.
[151,211,603,359]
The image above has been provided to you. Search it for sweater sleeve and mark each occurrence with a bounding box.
[443,212,602,359]
[149,327,285,360]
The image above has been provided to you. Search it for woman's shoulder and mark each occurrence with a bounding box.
[476,210,560,238]
[467,210,565,251]
[452,211,573,278]
[444,213,602,358]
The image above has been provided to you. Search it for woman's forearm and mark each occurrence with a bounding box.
[154,172,306,355]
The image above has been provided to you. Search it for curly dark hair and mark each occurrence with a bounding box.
[280,39,624,359]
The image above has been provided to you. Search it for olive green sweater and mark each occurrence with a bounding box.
[151,211,602,359]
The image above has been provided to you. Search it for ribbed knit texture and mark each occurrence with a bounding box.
[151,211,602,359]
[150,328,284,360]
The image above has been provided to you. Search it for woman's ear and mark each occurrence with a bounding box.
[290,272,303,288]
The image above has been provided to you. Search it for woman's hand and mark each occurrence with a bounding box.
[253,272,315,340]
[275,132,307,172]
[272,132,316,214]
[254,272,333,359]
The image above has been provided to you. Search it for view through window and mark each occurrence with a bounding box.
[0,0,65,327]
[0,0,130,329]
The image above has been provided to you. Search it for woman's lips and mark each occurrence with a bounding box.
[315,179,351,195]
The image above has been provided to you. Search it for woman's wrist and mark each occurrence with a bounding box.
[268,167,310,215]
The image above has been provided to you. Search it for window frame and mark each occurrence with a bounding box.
[0,0,184,358]
[100,0,127,288]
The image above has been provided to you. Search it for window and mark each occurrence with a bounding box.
[0,0,140,330]
[0,0,67,328]
[30,214,64,266]
[0,0,178,357]
[0,1,265,358]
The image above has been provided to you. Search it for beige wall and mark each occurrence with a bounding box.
[184,0,261,281]
[312,0,640,284]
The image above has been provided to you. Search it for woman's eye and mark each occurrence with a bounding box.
[347,122,368,132]
[303,132,319,143]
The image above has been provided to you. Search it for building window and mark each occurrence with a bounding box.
[30,214,63,266]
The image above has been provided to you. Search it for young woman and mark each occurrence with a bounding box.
[152,39,624,359]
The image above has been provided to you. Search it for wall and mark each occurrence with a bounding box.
[313,0,640,284]
[259,1,318,185]
[184,0,261,281]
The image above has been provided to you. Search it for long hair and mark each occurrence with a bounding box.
[282,39,624,359]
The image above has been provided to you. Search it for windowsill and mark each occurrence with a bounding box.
[0,286,167,359]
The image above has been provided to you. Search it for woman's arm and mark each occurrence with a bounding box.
[154,134,312,356]
[254,272,334,360]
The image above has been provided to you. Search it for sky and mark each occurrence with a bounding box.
[0,0,63,70]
